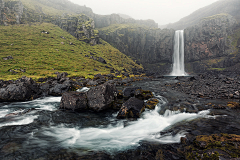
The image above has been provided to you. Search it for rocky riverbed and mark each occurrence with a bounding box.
[0,72,240,159]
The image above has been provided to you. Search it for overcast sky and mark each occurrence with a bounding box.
[69,0,219,25]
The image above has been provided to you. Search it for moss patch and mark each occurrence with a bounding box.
[0,23,142,80]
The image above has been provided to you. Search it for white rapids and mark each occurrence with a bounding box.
[0,97,61,127]
[30,95,210,152]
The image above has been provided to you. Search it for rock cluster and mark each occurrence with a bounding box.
[166,72,240,99]
[59,83,156,119]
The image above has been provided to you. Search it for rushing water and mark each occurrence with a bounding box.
[170,30,188,76]
[0,79,218,158]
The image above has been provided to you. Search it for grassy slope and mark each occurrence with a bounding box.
[0,23,142,80]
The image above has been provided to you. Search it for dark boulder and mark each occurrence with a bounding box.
[0,76,40,102]
[49,80,72,96]
[134,89,154,100]
[98,57,107,64]
[145,98,159,109]
[59,91,88,111]
[86,80,98,86]
[122,87,141,98]
[117,97,145,119]
[86,82,117,112]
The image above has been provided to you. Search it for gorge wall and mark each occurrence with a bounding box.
[99,25,175,73]
[99,14,240,74]
[184,14,240,73]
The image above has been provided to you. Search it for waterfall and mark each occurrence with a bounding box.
[170,30,188,76]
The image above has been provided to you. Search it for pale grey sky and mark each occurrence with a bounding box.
[69,0,219,25]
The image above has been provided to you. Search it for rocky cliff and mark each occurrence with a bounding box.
[99,13,240,74]
[99,24,175,73]
[0,0,99,45]
[184,13,240,73]
[0,0,23,25]
[93,14,158,28]
[54,14,99,45]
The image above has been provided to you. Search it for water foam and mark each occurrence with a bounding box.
[33,95,210,152]
[0,115,38,127]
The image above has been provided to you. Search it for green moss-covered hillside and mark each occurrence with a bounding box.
[0,23,142,80]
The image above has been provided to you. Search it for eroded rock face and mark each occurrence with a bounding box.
[99,26,174,73]
[184,14,237,62]
[117,97,145,119]
[59,91,88,111]
[86,82,117,112]
[184,14,240,73]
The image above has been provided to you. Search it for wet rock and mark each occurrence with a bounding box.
[86,80,98,86]
[134,89,154,100]
[86,83,117,112]
[59,91,88,111]
[0,76,40,101]
[145,98,159,109]
[227,102,240,109]
[49,80,72,96]
[117,97,145,119]
[122,86,141,98]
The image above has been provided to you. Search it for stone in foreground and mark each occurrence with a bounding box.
[117,97,145,119]
[86,82,117,112]
[59,91,88,111]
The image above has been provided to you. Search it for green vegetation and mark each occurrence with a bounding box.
[208,68,226,71]
[201,13,230,21]
[99,23,155,34]
[185,134,240,159]
[0,23,142,80]
[20,0,74,16]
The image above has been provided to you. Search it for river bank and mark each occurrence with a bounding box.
[0,72,240,159]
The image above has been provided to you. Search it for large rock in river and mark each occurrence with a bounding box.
[59,91,88,111]
[0,76,40,102]
[117,97,145,119]
[86,82,117,111]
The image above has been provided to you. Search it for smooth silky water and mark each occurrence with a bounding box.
[0,78,215,158]
[170,30,188,76]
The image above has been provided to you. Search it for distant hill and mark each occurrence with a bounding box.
[164,0,240,30]
[117,13,132,19]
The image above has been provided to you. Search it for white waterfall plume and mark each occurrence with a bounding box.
[170,30,188,76]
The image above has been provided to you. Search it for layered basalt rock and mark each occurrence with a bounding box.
[99,25,175,73]
[184,14,239,73]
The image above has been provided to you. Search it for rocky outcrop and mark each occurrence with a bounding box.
[117,97,145,119]
[59,91,88,111]
[0,76,40,102]
[184,14,239,73]
[86,82,117,112]
[99,24,175,73]
[185,14,237,62]
[0,0,23,25]
[54,14,99,45]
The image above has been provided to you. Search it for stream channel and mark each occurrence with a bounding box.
[0,77,240,159]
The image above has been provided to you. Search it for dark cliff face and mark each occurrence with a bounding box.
[53,14,99,45]
[99,24,175,73]
[184,14,237,62]
[184,14,240,73]
[0,0,23,25]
